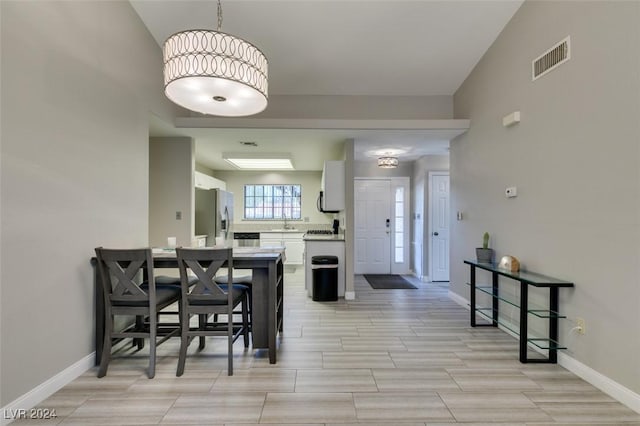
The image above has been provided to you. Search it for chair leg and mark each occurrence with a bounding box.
[98,314,113,378]
[247,288,253,332]
[227,310,233,376]
[176,313,189,377]
[148,311,157,379]
[198,314,206,350]
[135,315,145,349]
[243,293,250,348]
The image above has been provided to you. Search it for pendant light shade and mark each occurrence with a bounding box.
[162,2,268,117]
[378,156,399,168]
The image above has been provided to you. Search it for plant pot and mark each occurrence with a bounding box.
[476,248,494,264]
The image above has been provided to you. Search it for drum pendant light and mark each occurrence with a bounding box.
[162,0,268,117]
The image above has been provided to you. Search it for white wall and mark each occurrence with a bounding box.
[211,170,333,226]
[0,1,176,406]
[149,137,194,247]
[451,1,640,395]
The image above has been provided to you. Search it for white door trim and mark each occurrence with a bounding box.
[428,171,450,282]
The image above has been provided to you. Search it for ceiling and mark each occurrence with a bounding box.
[134,0,523,170]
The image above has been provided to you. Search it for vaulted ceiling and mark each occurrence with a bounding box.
[133,1,523,170]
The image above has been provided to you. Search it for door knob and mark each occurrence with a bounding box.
[433,232,439,236]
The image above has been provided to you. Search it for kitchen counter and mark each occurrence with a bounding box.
[303,234,345,241]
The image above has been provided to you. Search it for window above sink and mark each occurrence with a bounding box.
[244,184,301,220]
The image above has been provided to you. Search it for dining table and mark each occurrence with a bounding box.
[92,246,285,365]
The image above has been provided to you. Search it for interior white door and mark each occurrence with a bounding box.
[355,180,391,274]
[430,173,450,281]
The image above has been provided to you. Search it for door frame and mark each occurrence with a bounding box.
[428,171,450,282]
[354,177,410,275]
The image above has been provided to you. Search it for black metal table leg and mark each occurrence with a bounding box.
[470,265,476,327]
[519,282,529,362]
[549,287,559,363]
[492,272,499,327]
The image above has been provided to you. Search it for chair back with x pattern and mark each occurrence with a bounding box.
[96,248,155,309]
[176,248,233,310]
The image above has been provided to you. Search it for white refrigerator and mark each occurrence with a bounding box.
[195,188,234,246]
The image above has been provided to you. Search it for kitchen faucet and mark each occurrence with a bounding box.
[283,211,291,230]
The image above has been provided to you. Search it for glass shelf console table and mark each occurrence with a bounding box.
[464,260,574,363]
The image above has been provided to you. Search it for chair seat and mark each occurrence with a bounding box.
[188,287,245,306]
[155,275,181,285]
[214,274,253,285]
[112,284,180,307]
[156,275,198,286]
[218,283,250,293]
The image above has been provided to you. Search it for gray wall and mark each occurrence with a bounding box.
[451,1,640,394]
[0,1,175,405]
[149,137,195,247]
[187,94,454,120]
[412,155,449,277]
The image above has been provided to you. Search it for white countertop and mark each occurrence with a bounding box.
[260,229,305,233]
[303,234,345,241]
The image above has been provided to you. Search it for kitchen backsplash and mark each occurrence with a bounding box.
[234,223,334,232]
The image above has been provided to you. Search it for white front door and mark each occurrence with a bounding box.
[355,180,391,274]
[430,173,450,281]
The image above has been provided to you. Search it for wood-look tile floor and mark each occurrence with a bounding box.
[19,270,640,425]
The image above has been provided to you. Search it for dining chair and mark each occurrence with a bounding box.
[94,247,181,379]
[175,247,249,376]
[214,271,253,330]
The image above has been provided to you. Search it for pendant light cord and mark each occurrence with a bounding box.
[217,0,223,31]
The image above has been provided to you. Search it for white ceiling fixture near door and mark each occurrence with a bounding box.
[162,0,268,116]
[377,155,399,169]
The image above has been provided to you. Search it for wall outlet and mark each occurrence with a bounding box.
[575,317,586,335]
[175,211,182,220]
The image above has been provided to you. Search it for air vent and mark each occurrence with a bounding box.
[532,36,570,81]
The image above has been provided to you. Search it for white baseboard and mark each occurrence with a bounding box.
[559,352,640,414]
[1,353,95,426]
[344,291,355,300]
[411,271,430,282]
[448,290,468,308]
[447,289,640,415]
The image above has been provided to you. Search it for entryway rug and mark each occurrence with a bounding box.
[364,274,417,289]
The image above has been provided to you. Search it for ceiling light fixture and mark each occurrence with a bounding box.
[162,0,268,117]
[378,156,399,168]
[223,153,294,170]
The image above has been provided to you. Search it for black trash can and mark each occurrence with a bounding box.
[312,255,339,301]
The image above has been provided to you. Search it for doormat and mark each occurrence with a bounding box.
[364,274,417,289]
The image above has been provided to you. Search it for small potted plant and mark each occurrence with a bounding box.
[476,232,494,263]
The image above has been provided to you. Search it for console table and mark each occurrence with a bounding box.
[464,260,574,363]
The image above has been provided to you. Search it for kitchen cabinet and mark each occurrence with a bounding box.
[260,231,305,265]
[320,161,345,211]
[195,171,226,190]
